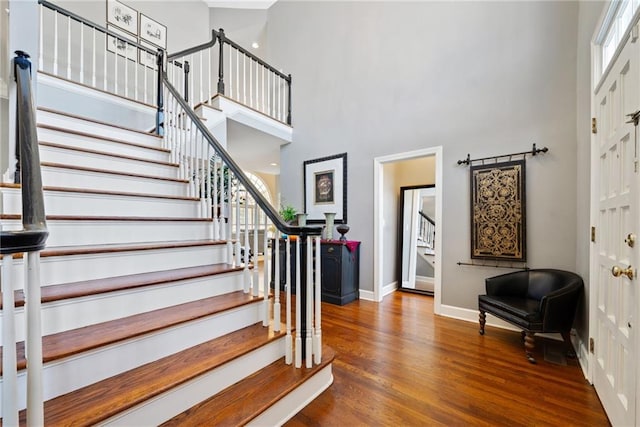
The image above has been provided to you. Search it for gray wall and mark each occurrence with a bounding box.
[267,1,581,310]
[54,1,210,53]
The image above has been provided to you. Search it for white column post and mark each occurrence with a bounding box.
[273,235,281,331]
[25,251,44,426]
[294,237,302,368]
[2,254,19,426]
[305,235,313,368]
[314,236,322,364]
[285,236,292,364]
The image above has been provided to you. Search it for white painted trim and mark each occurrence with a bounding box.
[439,304,519,332]
[37,73,155,115]
[571,331,591,381]
[247,364,333,426]
[359,289,375,302]
[382,281,398,299]
[373,146,443,312]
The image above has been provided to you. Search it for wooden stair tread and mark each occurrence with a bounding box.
[38,141,178,167]
[19,322,284,426]
[0,182,198,202]
[37,123,169,153]
[0,213,213,222]
[41,161,189,183]
[1,239,225,261]
[1,290,263,374]
[162,346,335,426]
[38,106,163,139]
[1,263,241,309]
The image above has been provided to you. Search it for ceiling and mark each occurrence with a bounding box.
[204,0,277,9]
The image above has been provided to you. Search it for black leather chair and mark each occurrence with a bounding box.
[478,269,583,363]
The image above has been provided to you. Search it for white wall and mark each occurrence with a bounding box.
[267,1,580,311]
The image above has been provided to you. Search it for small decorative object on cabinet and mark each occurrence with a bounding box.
[336,224,350,241]
[270,239,360,305]
[324,212,336,240]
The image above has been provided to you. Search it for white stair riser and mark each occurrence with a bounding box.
[102,337,285,426]
[38,128,170,163]
[248,365,334,427]
[0,304,266,416]
[41,166,190,198]
[39,144,179,178]
[1,188,201,217]
[5,244,228,289]
[38,110,164,148]
[1,271,247,343]
[1,219,213,246]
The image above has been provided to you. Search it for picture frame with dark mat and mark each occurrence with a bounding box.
[303,153,347,224]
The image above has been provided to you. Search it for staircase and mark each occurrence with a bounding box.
[0,73,333,425]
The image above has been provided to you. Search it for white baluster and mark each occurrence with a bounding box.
[244,195,250,293]
[66,15,71,79]
[103,31,107,90]
[133,45,138,101]
[220,161,226,241]
[243,53,246,105]
[295,238,302,368]
[2,255,18,426]
[253,206,260,296]
[263,215,270,326]
[235,49,239,102]
[267,67,271,116]
[92,28,96,87]
[39,7,43,70]
[53,12,58,75]
[262,65,265,113]
[274,235,281,331]
[229,44,233,99]
[235,179,242,266]
[143,55,148,104]
[114,38,118,95]
[227,171,234,263]
[250,58,253,108]
[199,50,203,107]
[212,158,219,240]
[314,236,322,364]
[124,39,129,98]
[79,23,84,84]
[285,236,292,364]
[26,252,44,426]
[207,48,211,105]
[306,235,313,368]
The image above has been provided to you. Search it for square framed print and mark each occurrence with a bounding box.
[106,25,137,61]
[139,40,158,68]
[140,13,167,49]
[303,152,347,224]
[107,0,138,36]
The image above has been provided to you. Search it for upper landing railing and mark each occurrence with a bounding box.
[167,29,292,125]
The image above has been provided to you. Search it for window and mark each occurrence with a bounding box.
[598,0,640,75]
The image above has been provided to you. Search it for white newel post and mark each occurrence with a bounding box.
[314,236,322,364]
[305,235,313,368]
[285,236,292,364]
[273,236,281,331]
[2,253,19,425]
[295,239,302,368]
[25,251,44,426]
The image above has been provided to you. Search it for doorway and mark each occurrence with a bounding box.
[373,146,443,314]
[590,7,639,425]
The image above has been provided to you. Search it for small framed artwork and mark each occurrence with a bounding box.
[304,152,347,224]
[107,0,138,36]
[140,13,167,49]
[106,25,137,60]
[139,40,158,69]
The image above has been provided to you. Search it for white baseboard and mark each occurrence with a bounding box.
[439,304,520,332]
[415,275,434,285]
[359,289,376,301]
[571,331,590,381]
[382,281,398,298]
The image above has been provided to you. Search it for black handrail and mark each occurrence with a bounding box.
[162,73,320,237]
[38,0,158,57]
[0,51,49,255]
[419,211,435,226]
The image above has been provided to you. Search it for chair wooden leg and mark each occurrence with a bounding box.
[479,311,486,335]
[524,331,536,363]
[561,331,576,359]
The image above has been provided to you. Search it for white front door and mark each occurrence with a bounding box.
[592,26,639,427]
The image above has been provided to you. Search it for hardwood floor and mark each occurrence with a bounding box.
[286,291,610,426]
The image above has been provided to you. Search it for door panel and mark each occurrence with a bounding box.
[593,31,638,427]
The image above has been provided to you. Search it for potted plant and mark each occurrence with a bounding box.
[279,204,297,224]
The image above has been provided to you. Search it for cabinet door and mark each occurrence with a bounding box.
[321,246,342,295]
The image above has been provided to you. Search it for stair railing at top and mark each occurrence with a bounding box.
[418,211,435,250]
[167,29,292,125]
[0,51,49,427]
[162,70,321,368]
[37,0,166,134]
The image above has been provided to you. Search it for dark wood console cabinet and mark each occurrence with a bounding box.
[270,239,360,306]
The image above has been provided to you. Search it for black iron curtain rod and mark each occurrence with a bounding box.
[456,261,529,270]
[457,143,549,166]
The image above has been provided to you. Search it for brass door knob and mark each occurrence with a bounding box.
[612,265,635,280]
[625,233,636,248]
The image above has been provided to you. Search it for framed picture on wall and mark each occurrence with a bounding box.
[139,40,158,69]
[106,0,138,36]
[303,152,347,224]
[106,25,137,61]
[140,13,167,49]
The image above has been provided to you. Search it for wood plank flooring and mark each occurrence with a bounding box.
[286,291,610,426]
